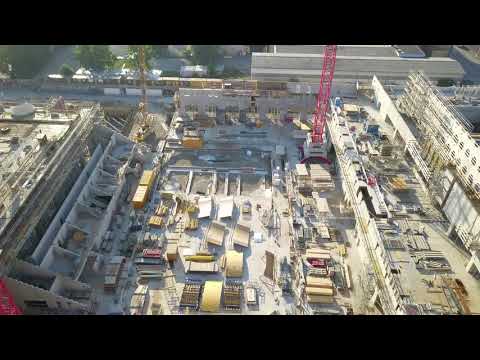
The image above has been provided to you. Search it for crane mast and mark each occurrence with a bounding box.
[138,45,147,120]
[312,45,337,144]
[301,45,337,163]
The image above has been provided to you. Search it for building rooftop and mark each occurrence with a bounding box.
[252,53,465,81]
[275,45,398,57]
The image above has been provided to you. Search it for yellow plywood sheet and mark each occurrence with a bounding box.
[305,286,334,296]
[307,295,334,304]
[200,281,223,312]
[183,137,203,149]
[225,250,243,277]
[148,216,164,228]
[139,170,155,190]
[306,276,333,289]
[132,185,149,209]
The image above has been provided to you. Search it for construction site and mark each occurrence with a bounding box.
[1,45,480,315]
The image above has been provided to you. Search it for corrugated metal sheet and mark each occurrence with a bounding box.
[200,281,223,312]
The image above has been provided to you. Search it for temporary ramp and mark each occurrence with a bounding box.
[200,281,223,313]
[218,197,234,219]
[225,250,244,278]
[232,223,251,248]
[206,221,226,246]
[198,196,212,219]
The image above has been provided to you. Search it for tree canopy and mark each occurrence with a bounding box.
[127,45,153,70]
[191,45,220,66]
[0,45,52,79]
[74,45,115,71]
[59,63,75,77]
[151,45,169,58]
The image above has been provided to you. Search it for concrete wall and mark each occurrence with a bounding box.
[443,181,480,237]
[3,276,88,313]
[31,145,104,264]
[177,87,356,123]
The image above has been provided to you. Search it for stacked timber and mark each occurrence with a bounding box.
[148,216,164,228]
[223,280,243,312]
[180,281,203,310]
[104,256,126,292]
[306,274,334,304]
[129,285,149,315]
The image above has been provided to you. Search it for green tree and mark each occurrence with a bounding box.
[1,45,51,78]
[127,45,153,70]
[152,45,169,58]
[59,63,75,77]
[0,46,9,74]
[207,63,216,77]
[74,45,115,71]
[191,45,220,66]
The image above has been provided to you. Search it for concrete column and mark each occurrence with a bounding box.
[392,129,398,141]
[465,252,479,274]
[186,171,193,195]
[224,173,229,196]
[368,287,380,309]
[447,222,456,237]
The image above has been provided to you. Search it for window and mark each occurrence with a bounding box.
[456,158,461,166]
[186,104,198,112]
[462,166,467,174]
[453,134,459,143]
[451,151,455,160]
[475,184,480,192]
[472,157,477,166]
[24,300,48,308]
[268,107,279,115]
[459,142,464,150]
[466,149,470,157]
[207,104,217,113]
[468,175,474,185]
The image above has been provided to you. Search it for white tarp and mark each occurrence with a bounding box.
[198,196,212,219]
[218,197,234,219]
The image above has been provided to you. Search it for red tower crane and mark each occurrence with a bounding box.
[312,45,337,144]
[0,278,22,315]
[301,45,337,163]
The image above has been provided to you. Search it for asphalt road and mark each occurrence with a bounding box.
[450,46,480,83]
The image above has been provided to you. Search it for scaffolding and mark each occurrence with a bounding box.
[399,71,480,200]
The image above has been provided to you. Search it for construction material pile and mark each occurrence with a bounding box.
[104,256,126,292]
[129,285,149,315]
[180,280,203,310]
[305,276,334,304]
[223,280,243,312]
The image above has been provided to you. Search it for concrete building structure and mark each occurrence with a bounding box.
[1,126,140,314]
[371,71,480,279]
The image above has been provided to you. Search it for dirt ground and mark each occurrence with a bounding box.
[191,173,213,195]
